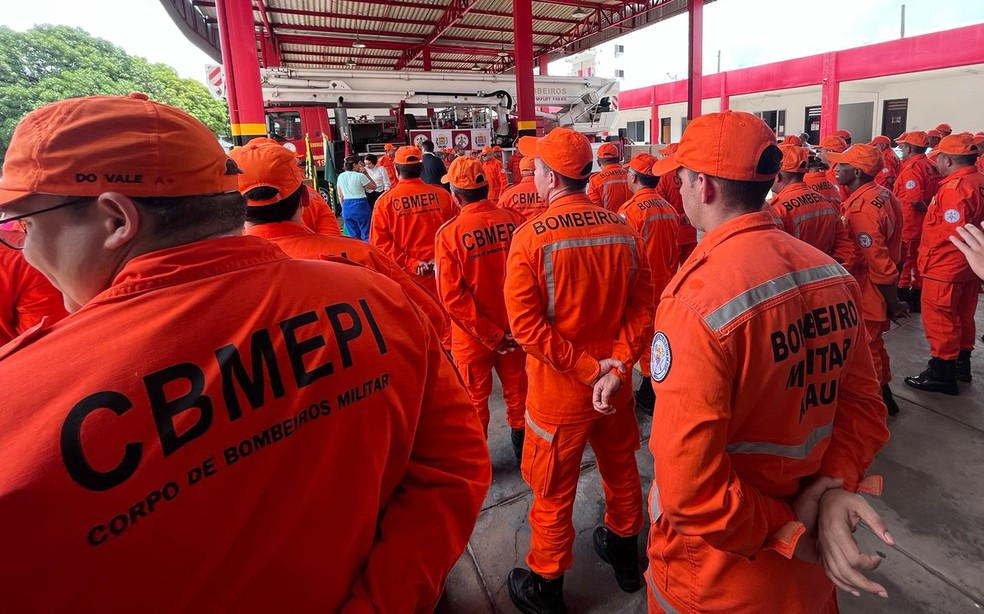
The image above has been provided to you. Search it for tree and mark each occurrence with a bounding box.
[0,25,229,162]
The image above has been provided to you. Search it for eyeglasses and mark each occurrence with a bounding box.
[0,196,93,250]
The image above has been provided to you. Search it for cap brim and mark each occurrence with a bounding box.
[825,151,850,166]
[0,186,35,208]
[651,153,681,177]
[440,172,452,184]
[517,136,540,158]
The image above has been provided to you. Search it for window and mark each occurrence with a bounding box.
[626,120,645,143]
[614,44,624,58]
[660,118,671,144]
[752,110,787,137]
[267,111,302,140]
[614,69,625,79]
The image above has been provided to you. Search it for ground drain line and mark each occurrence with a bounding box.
[465,542,498,613]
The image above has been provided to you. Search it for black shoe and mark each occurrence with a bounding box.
[909,288,921,314]
[897,287,911,304]
[956,350,972,383]
[635,376,655,415]
[592,526,642,593]
[511,428,525,462]
[507,568,567,614]
[881,384,900,416]
[904,358,959,395]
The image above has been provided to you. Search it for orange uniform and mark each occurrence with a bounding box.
[505,191,654,576]
[378,152,399,187]
[617,188,678,378]
[246,221,449,339]
[656,171,695,262]
[369,177,456,298]
[894,153,941,289]
[436,200,528,432]
[482,157,506,202]
[507,152,523,185]
[498,175,548,220]
[587,163,632,213]
[875,147,901,189]
[804,171,842,208]
[0,247,68,346]
[647,211,889,613]
[917,165,984,359]
[0,236,490,611]
[299,186,342,236]
[768,181,855,266]
[842,182,904,384]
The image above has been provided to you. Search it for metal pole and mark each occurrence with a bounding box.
[901,4,906,38]
[687,0,703,121]
[514,0,537,138]
[215,0,266,146]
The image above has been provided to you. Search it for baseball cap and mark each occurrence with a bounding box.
[926,129,943,139]
[781,135,803,146]
[517,128,594,180]
[935,123,953,135]
[627,153,658,176]
[895,131,929,148]
[974,132,984,145]
[597,143,619,158]
[441,157,488,190]
[228,139,303,207]
[869,135,891,147]
[658,143,678,156]
[481,146,494,155]
[384,143,396,151]
[519,156,536,174]
[778,145,809,173]
[834,129,852,140]
[650,110,781,181]
[826,144,884,176]
[395,146,423,164]
[0,92,238,207]
[817,135,848,152]
[492,145,502,153]
[936,133,981,156]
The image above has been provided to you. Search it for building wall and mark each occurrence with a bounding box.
[867,71,984,133]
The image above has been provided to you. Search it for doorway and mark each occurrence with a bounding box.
[804,106,821,145]
[660,117,671,144]
[882,99,908,140]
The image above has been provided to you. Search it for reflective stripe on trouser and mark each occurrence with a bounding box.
[646,570,680,614]
[522,406,643,578]
[899,239,922,289]
[922,278,981,359]
[453,347,528,434]
[864,319,891,385]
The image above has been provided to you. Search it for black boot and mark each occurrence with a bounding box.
[507,568,567,614]
[592,526,642,593]
[635,376,655,415]
[909,287,921,314]
[897,287,911,304]
[511,427,526,462]
[881,384,900,416]
[904,358,959,395]
[956,350,972,383]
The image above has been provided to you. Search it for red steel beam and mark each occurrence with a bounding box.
[277,34,516,57]
[514,0,537,136]
[687,0,702,120]
[396,0,480,70]
[254,1,281,67]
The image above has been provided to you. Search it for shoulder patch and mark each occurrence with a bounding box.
[651,332,672,382]
[944,208,961,224]
[857,232,873,248]
[904,180,916,190]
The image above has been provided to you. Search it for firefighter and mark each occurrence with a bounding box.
[644,110,892,613]
[656,144,696,263]
[0,240,68,345]
[587,142,632,213]
[481,146,507,202]
[498,156,547,220]
[894,131,942,312]
[869,135,900,191]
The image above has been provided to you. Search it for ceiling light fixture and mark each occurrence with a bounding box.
[497,44,509,57]
[471,63,482,71]
[352,38,366,49]
[346,58,357,67]
[572,7,589,19]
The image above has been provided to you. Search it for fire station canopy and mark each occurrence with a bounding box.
[163,0,712,74]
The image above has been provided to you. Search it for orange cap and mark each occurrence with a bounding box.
[394,146,423,164]
[826,144,884,176]
[597,142,619,158]
[927,149,941,161]
[778,145,809,173]
[974,133,984,145]
[480,146,494,155]
[492,145,502,152]
[935,123,952,134]
[936,133,981,156]
[869,135,891,146]
[926,129,943,139]
[383,143,397,151]
[0,92,238,207]
[519,156,536,174]
[781,135,803,146]
[441,157,489,190]
[627,153,658,176]
[517,128,594,179]
[650,111,780,181]
[817,135,848,152]
[658,143,678,155]
[834,129,852,140]
[895,131,929,148]
[228,140,304,206]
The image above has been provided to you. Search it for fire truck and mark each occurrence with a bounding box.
[260,67,619,197]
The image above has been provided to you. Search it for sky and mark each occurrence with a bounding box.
[2,0,983,90]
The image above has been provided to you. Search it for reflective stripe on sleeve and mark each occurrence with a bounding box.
[543,235,638,321]
[725,422,833,459]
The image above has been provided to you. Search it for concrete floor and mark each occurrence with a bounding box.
[438,297,984,613]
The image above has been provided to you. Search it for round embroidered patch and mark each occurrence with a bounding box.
[857,232,873,248]
[651,332,672,382]
[905,180,917,190]
[944,209,961,223]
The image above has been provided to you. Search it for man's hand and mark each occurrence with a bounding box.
[951,223,984,280]
[493,333,518,355]
[415,260,436,276]
[591,372,622,415]
[594,358,625,383]
[791,476,844,562]
[818,488,895,599]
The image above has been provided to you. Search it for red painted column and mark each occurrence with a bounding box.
[649,86,660,144]
[719,73,729,111]
[514,0,537,138]
[260,36,281,68]
[538,54,549,76]
[215,0,266,145]
[687,0,703,120]
[820,52,839,138]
